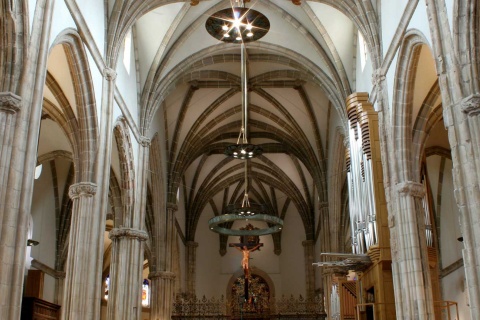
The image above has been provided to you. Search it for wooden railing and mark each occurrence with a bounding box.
[21,297,60,320]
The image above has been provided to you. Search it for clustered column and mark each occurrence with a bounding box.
[107,228,149,320]
[186,241,198,297]
[149,203,178,320]
[0,92,22,318]
[61,182,98,319]
[391,181,435,319]
[456,95,480,318]
[302,240,315,299]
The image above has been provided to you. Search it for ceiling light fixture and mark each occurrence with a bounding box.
[206,2,283,236]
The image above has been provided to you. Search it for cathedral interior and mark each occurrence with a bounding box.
[1,0,480,319]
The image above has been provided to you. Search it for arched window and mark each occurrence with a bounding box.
[142,279,150,307]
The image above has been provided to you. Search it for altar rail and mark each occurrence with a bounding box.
[172,295,326,319]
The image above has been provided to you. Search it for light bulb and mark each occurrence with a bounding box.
[222,25,229,31]
[247,32,253,37]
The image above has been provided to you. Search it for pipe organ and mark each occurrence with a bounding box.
[343,93,396,319]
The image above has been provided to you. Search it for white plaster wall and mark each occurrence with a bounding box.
[77,0,105,57]
[49,1,76,47]
[115,36,140,125]
[195,204,307,298]
[380,0,407,57]
[30,162,57,303]
[355,31,374,95]
[442,268,471,320]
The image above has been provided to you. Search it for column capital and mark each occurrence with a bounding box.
[103,67,117,81]
[109,227,149,241]
[302,239,315,247]
[186,241,199,248]
[139,136,151,147]
[319,202,328,209]
[68,182,97,199]
[167,203,178,211]
[148,271,176,280]
[395,181,425,198]
[0,92,21,114]
[371,68,386,88]
[460,94,480,117]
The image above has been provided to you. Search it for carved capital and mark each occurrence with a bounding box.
[319,202,329,209]
[460,94,480,117]
[395,181,425,198]
[190,0,199,5]
[167,203,178,212]
[302,240,315,247]
[109,227,149,241]
[148,271,176,280]
[139,136,151,147]
[186,241,199,248]
[68,182,97,199]
[0,92,21,114]
[103,68,117,81]
[372,69,386,88]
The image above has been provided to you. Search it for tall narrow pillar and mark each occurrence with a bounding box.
[61,182,98,318]
[302,240,315,299]
[149,271,176,320]
[149,203,177,320]
[452,95,480,319]
[392,181,435,319]
[106,228,148,319]
[185,241,198,296]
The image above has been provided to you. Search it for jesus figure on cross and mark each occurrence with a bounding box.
[234,244,262,277]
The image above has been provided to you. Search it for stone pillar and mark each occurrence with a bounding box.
[0,93,21,223]
[149,203,177,320]
[61,182,98,319]
[106,228,148,320]
[149,271,176,320]
[454,95,480,319]
[391,181,435,319]
[185,241,198,296]
[302,240,315,299]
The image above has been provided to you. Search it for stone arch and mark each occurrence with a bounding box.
[113,117,136,227]
[391,29,431,183]
[49,28,98,183]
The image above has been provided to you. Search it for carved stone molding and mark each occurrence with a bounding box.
[319,202,329,209]
[371,68,386,88]
[148,271,176,280]
[103,67,117,81]
[0,92,21,114]
[186,241,199,248]
[139,136,151,147]
[167,203,178,212]
[460,94,480,117]
[395,181,425,198]
[109,227,149,241]
[68,182,97,199]
[302,240,315,247]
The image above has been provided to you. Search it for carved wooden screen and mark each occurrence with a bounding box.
[230,274,270,317]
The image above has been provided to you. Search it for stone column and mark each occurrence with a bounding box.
[455,95,480,319]
[61,182,98,319]
[149,271,176,320]
[185,241,198,296]
[391,181,435,319]
[0,93,21,223]
[149,203,177,320]
[302,240,315,299]
[106,228,149,320]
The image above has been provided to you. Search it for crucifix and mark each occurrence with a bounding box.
[229,224,263,301]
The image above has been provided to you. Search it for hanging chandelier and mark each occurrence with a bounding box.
[206,2,283,236]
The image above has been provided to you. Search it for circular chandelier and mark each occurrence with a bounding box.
[205,7,270,44]
[206,2,283,237]
[209,213,283,236]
